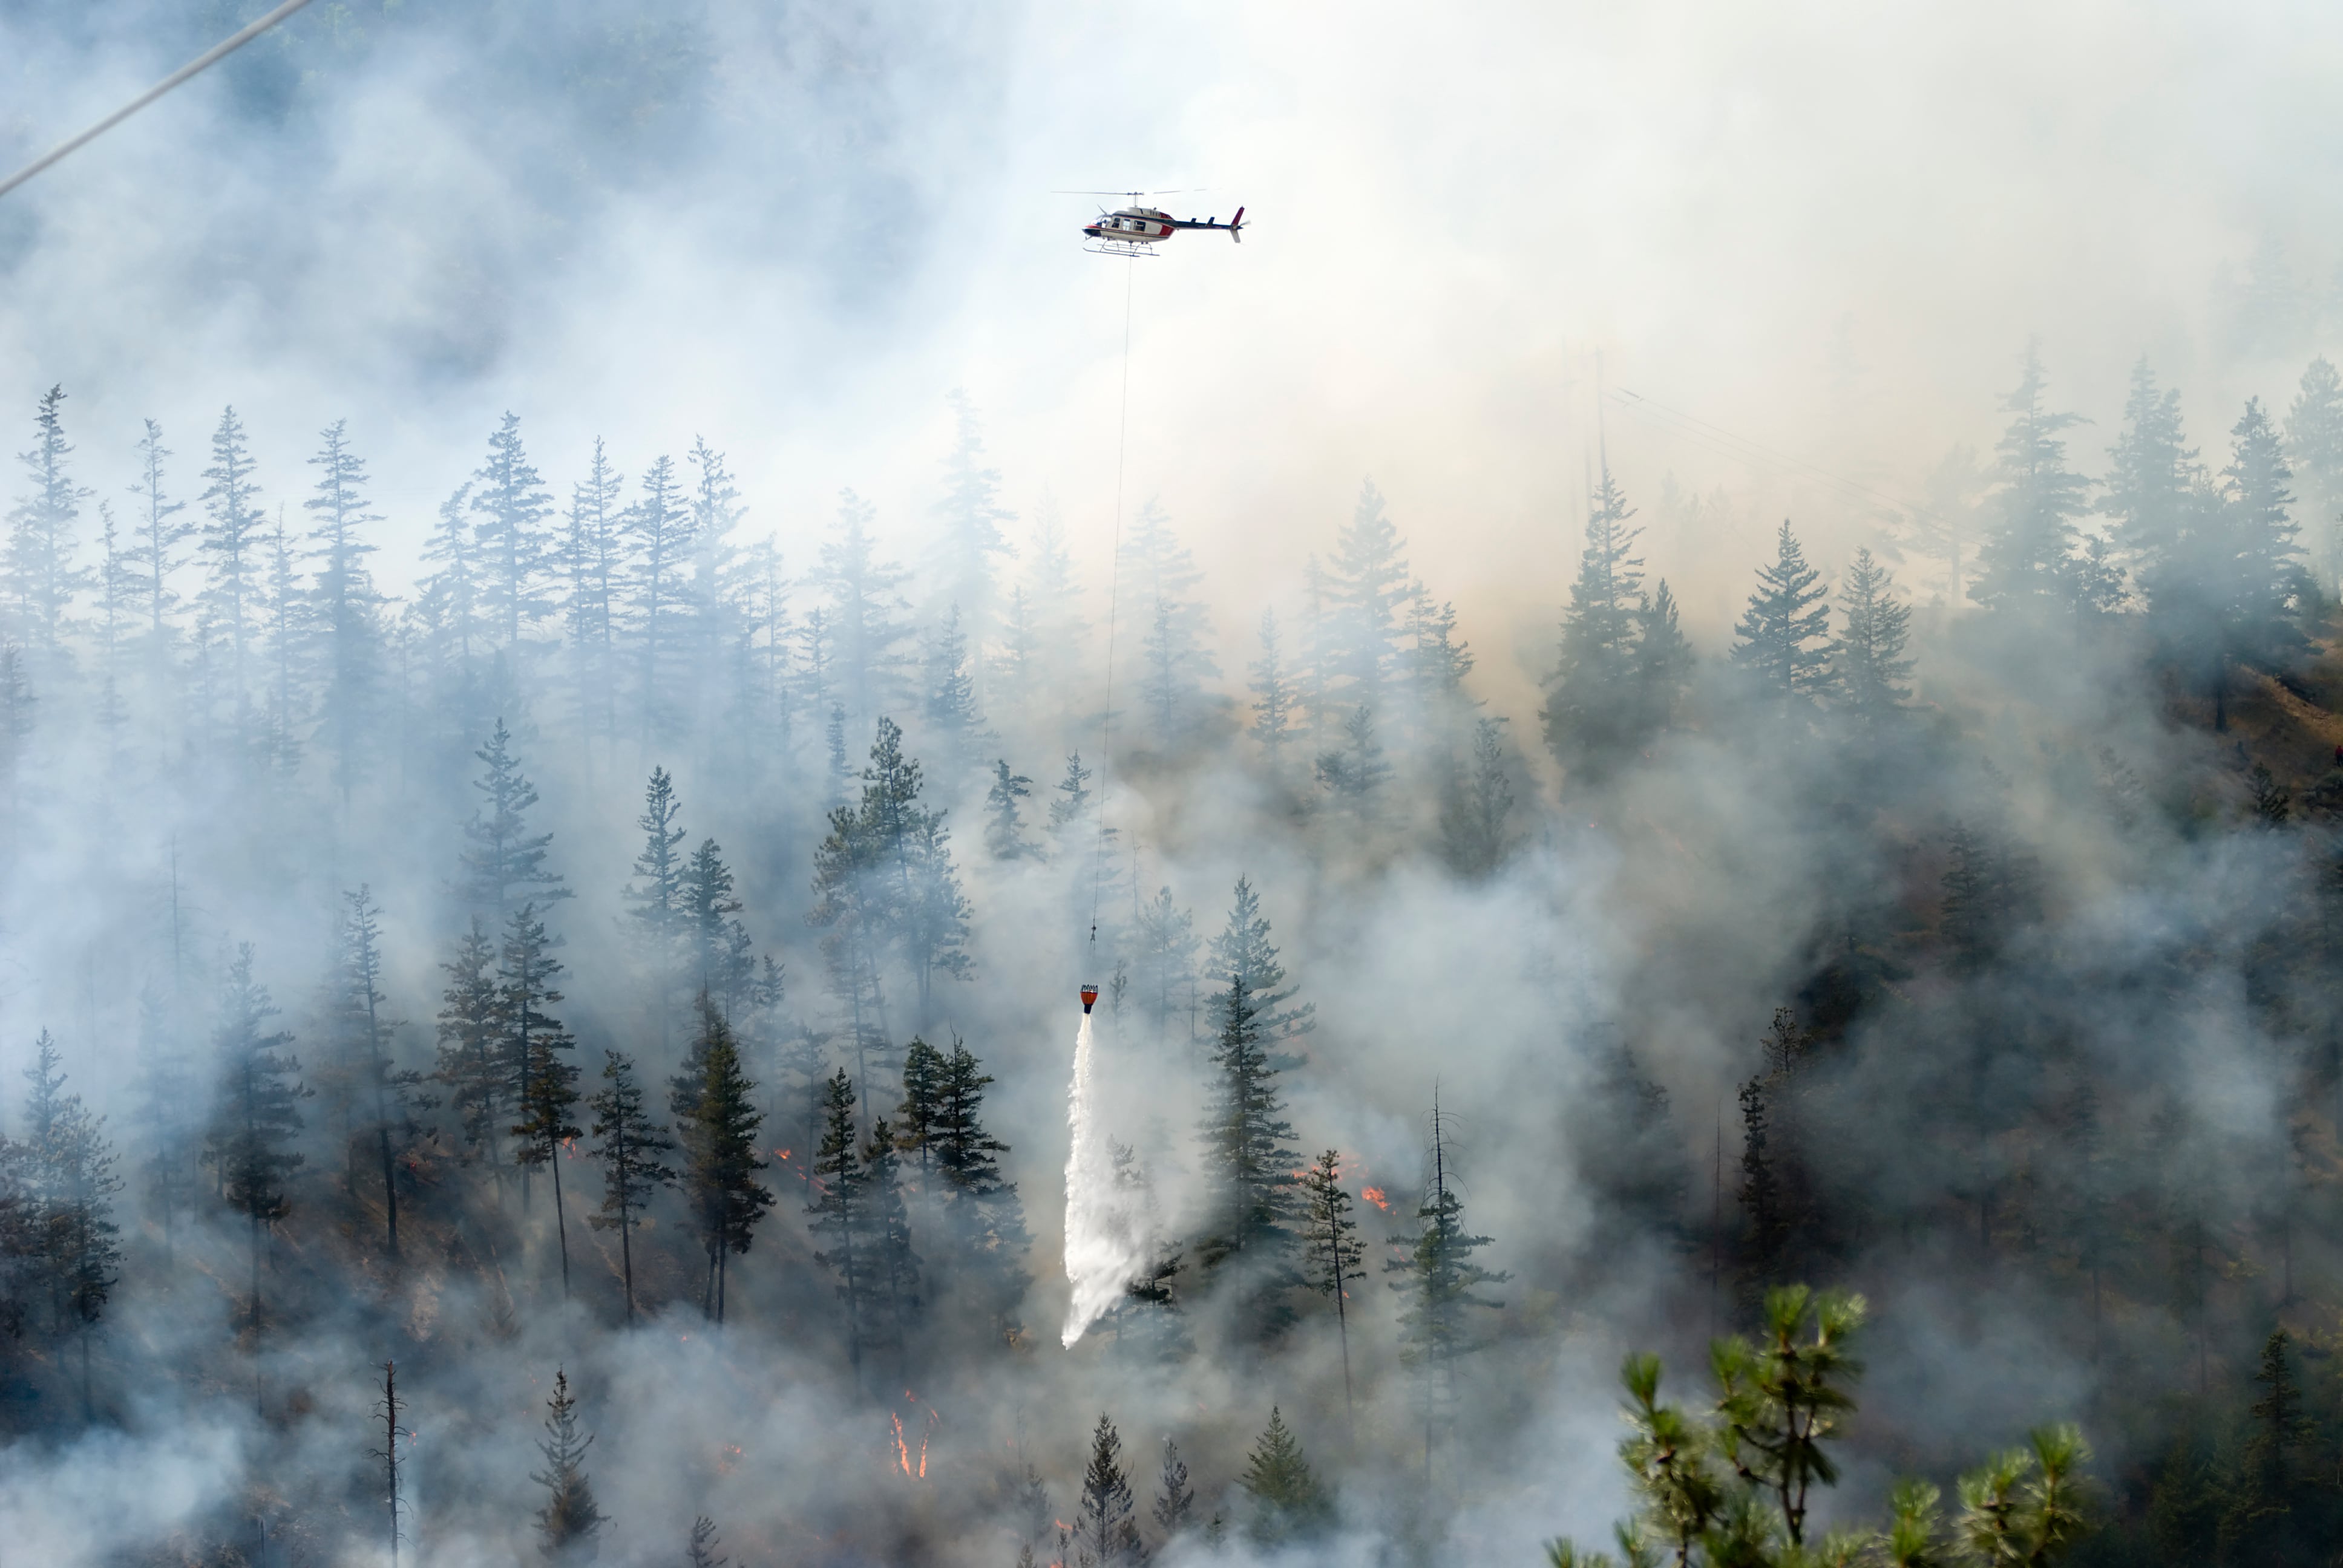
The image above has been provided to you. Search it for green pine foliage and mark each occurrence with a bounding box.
[462,720,570,919]
[532,1368,605,1563]
[1731,521,1832,705]
[585,1049,676,1323]
[670,995,775,1323]
[203,944,309,1336]
[1240,1405,1333,1546]
[1828,548,1914,722]
[1196,975,1304,1334]
[1971,342,2093,614]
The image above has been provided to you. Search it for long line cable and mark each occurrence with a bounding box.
[1089,258,1135,944]
[0,0,318,203]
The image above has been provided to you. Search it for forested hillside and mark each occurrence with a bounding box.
[4,339,2343,1567]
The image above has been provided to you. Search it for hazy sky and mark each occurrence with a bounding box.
[4,0,2341,710]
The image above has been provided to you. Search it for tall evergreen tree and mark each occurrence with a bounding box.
[205,945,308,1336]
[984,759,1038,860]
[1314,702,1392,810]
[2285,356,2343,590]
[461,720,570,919]
[1319,479,1413,711]
[6,385,93,665]
[684,837,754,1014]
[127,418,192,658]
[1205,877,1314,1059]
[1122,501,1217,740]
[1971,342,2092,612]
[808,1068,873,1375]
[1829,548,1915,722]
[925,1039,1029,1337]
[1133,886,1199,1045]
[1731,521,1832,706]
[1248,609,1299,768]
[532,1368,605,1563]
[415,482,485,678]
[505,903,582,1291]
[683,436,747,743]
[1386,1098,1507,1474]
[1300,1148,1365,1419]
[626,454,698,746]
[1543,457,1646,766]
[1196,975,1303,1333]
[922,603,988,773]
[198,406,268,713]
[326,887,423,1256]
[1633,580,1694,736]
[587,1050,675,1324]
[304,420,387,800]
[433,919,508,1177]
[1075,1414,1142,1566]
[261,515,306,776]
[1239,1406,1333,1546]
[21,1033,122,1419]
[559,439,627,759]
[860,1114,920,1376]
[670,996,775,1322]
[473,413,555,652]
[814,490,913,724]
[931,390,1016,671]
[1152,1438,1196,1541]
[2104,359,2200,577]
[1439,716,1516,878]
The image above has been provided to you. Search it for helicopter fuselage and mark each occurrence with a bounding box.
[1080,204,1244,248]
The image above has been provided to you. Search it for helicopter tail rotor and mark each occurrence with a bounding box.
[1229,206,1244,242]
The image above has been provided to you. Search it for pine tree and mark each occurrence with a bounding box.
[624,766,690,1023]
[198,405,268,714]
[1732,521,1832,705]
[861,1114,920,1376]
[1711,1285,1868,1547]
[204,945,309,1336]
[532,1368,605,1563]
[1405,587,1476,738]
[922,603,988,772]
[461,720,571,918]
[1386,1098,1507,1474]
[1313,702,1392,810]
[1123,501,1217,741]
[415,482,485,676]
[2285,356,2343,590]
[808,1068,873,1374]
[1204,878,1314,1059]
[2105,359,2200,577]
[1049,750,1096,840]
[560,439,628,760]
[670,995,774,1322]
[985,759,1038,860]
[683,837,753,1014]
[929,1039,1029,1337]
[1544,457,1646,766]
[261,514,306,776]
[506,903,583,1292]
[5,385,93,664]
[1075,1414,1142,1566]
[1829,548,1914,722]
[1439,716,1515,878]
[1300,1149,1365,1419]
[1239,1406,1332,1546]
[327,887,424,1256]
[1633,580,1695,737]
[1196,975,1303,1333]
[2215,397,2310,689]
[626,454,698,746]
[1133,887,1199,1045]
[851,717,972,1022]
[127,418,192,658]
[586,1050,676,1324]
[1320,479,1413,711]
[814,489,912,724]
[1248,609,1298,768]
[304,420,387,801]
[684,1515,728,1568]
[683,436,747,743]
[1737,1074,1787,1282]
[433,920,508,1175]
[931,390,1016,668]
[22,1033,122,1420]
[371,1359,405,1567]
[473,413,555,651]
[1152,1438,1196,1540]
[1971,342,2092,613]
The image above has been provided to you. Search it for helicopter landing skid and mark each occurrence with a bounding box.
[1083,241,1159,258]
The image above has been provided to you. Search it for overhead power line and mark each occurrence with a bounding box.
[0,0,318,203]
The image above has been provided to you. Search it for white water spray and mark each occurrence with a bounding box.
[1061,1011,1147,1346]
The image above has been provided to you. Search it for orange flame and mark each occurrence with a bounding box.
[892,1413,912,1475]
[1361,1186,1391,1211]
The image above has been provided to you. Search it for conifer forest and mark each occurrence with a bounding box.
[9,3,2343,1566]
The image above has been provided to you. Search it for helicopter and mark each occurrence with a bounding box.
[1063,189,1245,256]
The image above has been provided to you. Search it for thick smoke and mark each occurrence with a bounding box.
[3,4,2343,1568]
